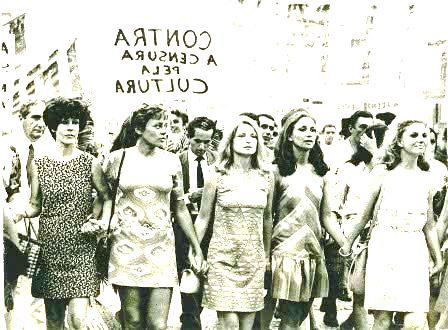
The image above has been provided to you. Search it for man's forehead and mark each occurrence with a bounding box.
[258,115,274,125]
[27,103,45,117]
[355,116,373,126]
[192,127,213,139]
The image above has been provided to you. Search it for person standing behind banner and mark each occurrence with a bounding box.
[192,116,274,330]
[10,97,113,330]
[174,116,217,330]
[104,104,205,330]
[267,109,347,330]
[341,120,443,329]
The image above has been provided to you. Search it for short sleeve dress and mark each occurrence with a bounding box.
[202,169,271,312]
[364,168,431,313]
[32,153,99,299]
[105,148,183,287]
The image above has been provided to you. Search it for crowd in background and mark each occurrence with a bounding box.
[2,97,448,330]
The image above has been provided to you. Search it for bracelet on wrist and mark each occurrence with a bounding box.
[338,246,352,257]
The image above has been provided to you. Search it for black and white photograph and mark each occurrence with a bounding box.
[1,1,448,329]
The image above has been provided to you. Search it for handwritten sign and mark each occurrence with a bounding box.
[0,31,14,112]
[113,27,218,95]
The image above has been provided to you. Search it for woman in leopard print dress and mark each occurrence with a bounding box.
[12,97,112,330]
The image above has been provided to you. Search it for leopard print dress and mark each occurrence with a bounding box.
[32,153,99,299]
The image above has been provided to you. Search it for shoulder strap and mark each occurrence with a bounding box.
[106,150,126,235]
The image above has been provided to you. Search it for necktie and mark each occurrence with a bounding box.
[196,156,204,188]
[26,144,34,186]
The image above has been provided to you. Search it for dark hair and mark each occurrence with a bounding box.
[376,112,396,126]
[43,97,90,140]
[186,117,217,138]
[110,104,166,152]
[170,109,189,126]
[348,110,373,129]
[257,113,275,125]
[383,120,430,171]
[321,124,336,134]
[429,127,438,151]
[275,109,329,177]
[19,100,45,119]
[239,112,259,122]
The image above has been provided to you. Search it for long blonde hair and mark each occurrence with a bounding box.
[215,116,269,174]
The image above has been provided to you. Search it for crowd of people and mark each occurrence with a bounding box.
[2,97,448,330]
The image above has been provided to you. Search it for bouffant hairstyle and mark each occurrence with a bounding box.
[110,104,166,152]
[275,109,329,177]
[43,97,90,140]
[383,120,430,171]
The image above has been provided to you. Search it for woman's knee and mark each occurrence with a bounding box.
[404,313,426,329]
[373,311,392,329]
[147,317,168,330]
[122,306,143,328]
[67,313,85,330]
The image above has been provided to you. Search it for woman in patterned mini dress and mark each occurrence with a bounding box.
[193,116,274,330]
[12,97,113,330]
[104,104,205,330]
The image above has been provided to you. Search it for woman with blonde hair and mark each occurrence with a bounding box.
[104,104,205,330]
[341,120,443,329]
[193,116,274,329]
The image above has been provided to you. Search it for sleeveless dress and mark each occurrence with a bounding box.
[365,169,431,312]
[33,153,99,299]
[202,169,271,312]
[104,148,182,287]
[271,168,328,302]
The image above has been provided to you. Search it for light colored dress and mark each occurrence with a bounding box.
[365,168,431,312]
[104,148,183,287]
[202,169,271,312]
[271,168,329,302]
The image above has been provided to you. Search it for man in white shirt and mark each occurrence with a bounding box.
[7,100,47,330]
[174,116,217,330]
[321,110,376,329]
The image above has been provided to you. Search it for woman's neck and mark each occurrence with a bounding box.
[55,141,77,158]
[136,139,156,156]
[293,146,309,166]
[232,153,252,171]
[399,151,419,170]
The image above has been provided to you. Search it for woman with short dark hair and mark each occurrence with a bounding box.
[12,96,112,330]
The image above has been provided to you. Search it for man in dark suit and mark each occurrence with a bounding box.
[174,116,217,330]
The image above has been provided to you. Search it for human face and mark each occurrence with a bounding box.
[170,113,184,134]
[189,128,214,158]
[322,126,336,145]
[22,103,46,142]
[399,122,428,157]
[350,116,374,143]
[138,114,169,148]
[233,123,258,156]
[290,116,317,150]
[258,115,276,149]
[55,118,80,146]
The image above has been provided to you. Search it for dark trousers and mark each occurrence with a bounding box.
[174,215,212,330]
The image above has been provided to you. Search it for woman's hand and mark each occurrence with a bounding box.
[430,259,444,277]
[265,257,271,273]
[188,247,208,275]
